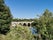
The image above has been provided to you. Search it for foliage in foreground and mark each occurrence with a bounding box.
[0,25,35,40]
[32,9,53,40]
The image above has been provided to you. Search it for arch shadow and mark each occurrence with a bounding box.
[28,23,30,26]
[23,23,26,26]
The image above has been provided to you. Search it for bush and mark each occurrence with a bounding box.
[0,25,35,40]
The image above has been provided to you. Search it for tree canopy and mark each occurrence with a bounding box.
[0,0,12,34]
[32,9,53,40]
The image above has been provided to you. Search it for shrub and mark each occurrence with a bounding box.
[5,25,35,40]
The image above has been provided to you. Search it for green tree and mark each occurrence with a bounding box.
[32,9,53,40]
[0,0,12,34]
[43,9,53,40]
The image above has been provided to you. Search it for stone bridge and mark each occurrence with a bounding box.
[11,21,34,27]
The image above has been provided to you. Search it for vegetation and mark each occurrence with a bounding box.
[0,0,12,34]
[32,9,53,40]
[0,0,53,40]
[13,18,34,22]
[0,25,35,40]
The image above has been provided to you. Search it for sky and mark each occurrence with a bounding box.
[5,0,53,19]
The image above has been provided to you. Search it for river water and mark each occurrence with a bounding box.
[29,27,37,34]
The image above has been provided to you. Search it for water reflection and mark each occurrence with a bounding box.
[29,27,37,34]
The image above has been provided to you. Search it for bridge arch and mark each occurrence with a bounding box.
[28,23,30,26]
[23,23,26,26]
[19,23,22,25]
